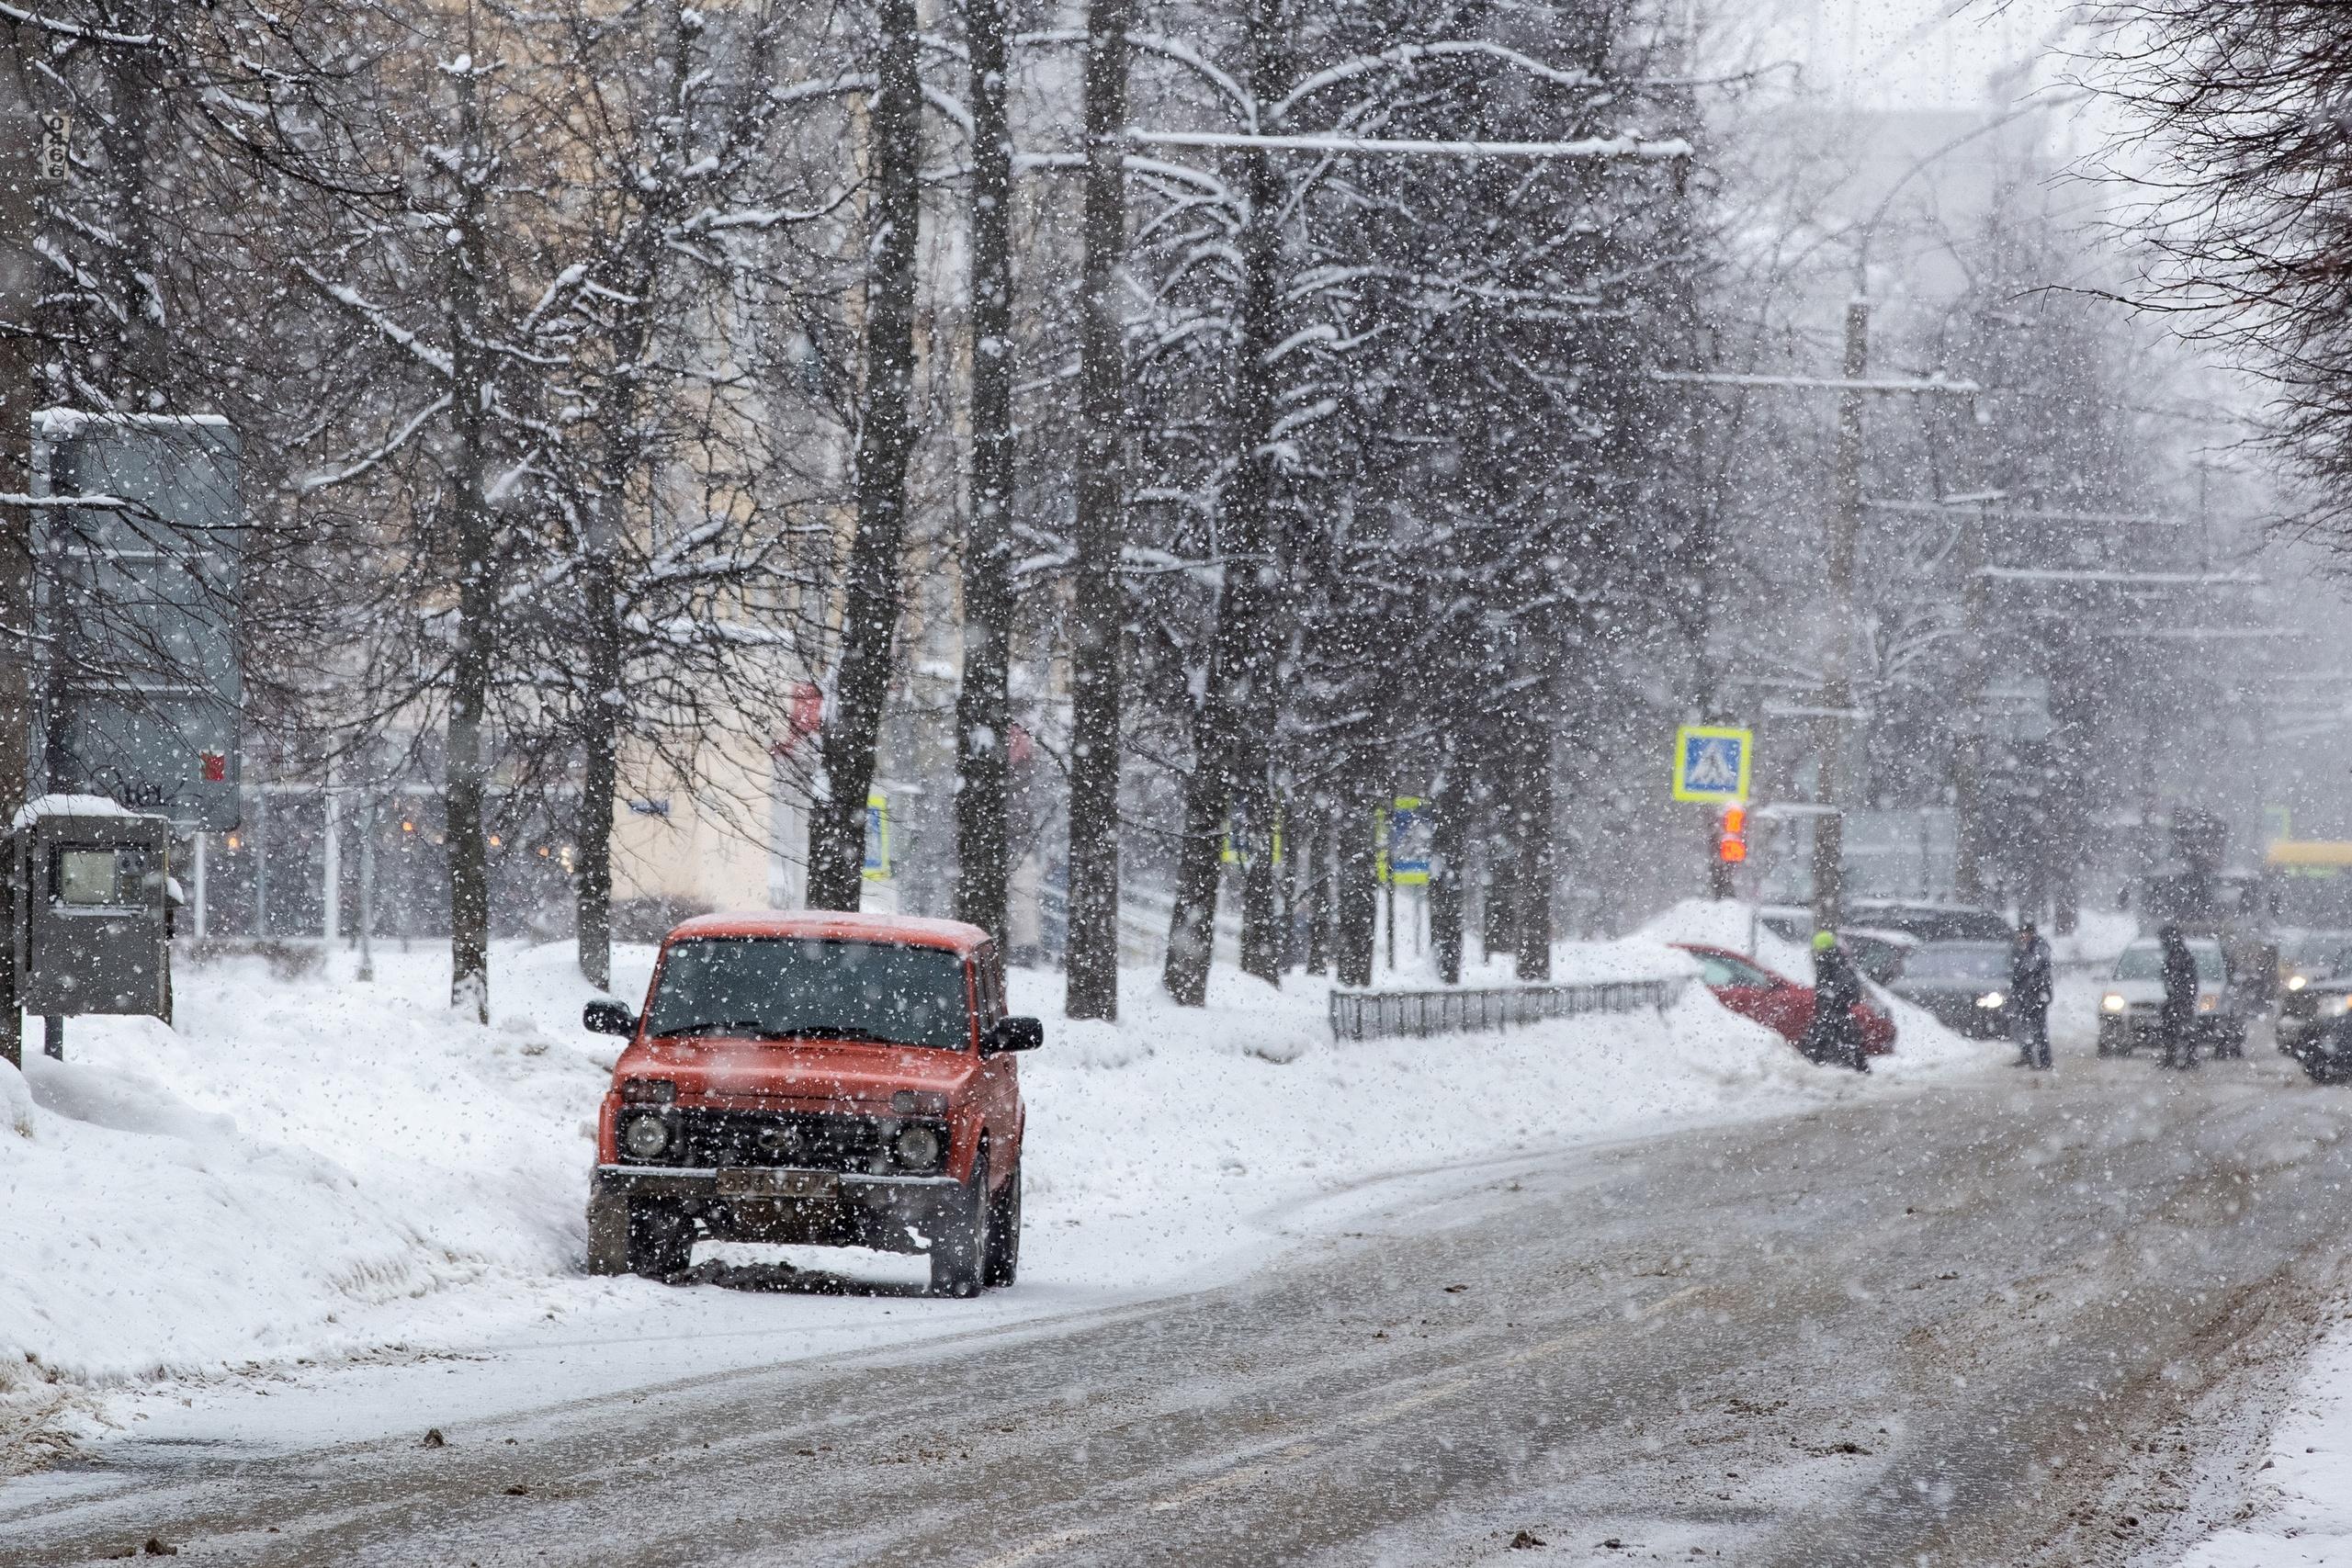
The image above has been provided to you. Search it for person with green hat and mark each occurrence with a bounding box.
[1803,929,1868,1071]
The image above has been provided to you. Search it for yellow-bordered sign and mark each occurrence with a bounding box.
[1671,725,1751,804]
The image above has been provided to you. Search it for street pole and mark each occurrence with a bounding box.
[322,781,342,963]
[1810,297,1867,932]
[356,797,376,982]
[1953,502,1990,904]
[0,48,43,1073]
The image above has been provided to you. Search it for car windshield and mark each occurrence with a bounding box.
[644,937,971,1050]
[1693,953,1770,987]
[1901,944,2008,981]
[2115,943,2225,983]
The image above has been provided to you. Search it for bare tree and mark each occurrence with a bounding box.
[1064,0,1133,1020]
[808,0,923,910]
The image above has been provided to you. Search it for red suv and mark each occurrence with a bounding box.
[582,911,1039,1296]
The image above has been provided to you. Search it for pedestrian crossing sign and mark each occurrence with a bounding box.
[1671,725,1751,804]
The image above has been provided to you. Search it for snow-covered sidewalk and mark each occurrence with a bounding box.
[0,923,1979,1459]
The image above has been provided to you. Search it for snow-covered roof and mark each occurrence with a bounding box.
[33,408,232,436]
[10,795,137,830]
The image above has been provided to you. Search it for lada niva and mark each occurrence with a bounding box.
[582,911,1039,1296]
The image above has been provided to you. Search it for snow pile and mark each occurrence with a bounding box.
[1011,957,1828,1281]
[0,943,644,1406]
[1632,898,1985,1074]
[0,931,1968,1426]
[2156,1326,2352,1566]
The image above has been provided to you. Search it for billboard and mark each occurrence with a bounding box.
[31,412,243,831]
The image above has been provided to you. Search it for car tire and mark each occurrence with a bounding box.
[626,1201,695,1279]
[983,1156,1022,1290]
[585,1190,630,1277]
[930,1150,989,1299]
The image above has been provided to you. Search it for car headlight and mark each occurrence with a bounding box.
[2290,975,2309,992]
[621,1077,676,1105]
[2198,994,2218,1013]
[892,1122,944,1173]
[2101,993,2126,1013]
[620,1111,672,1160]
[2337,995,2352,1015]
[1975,991,2005,1009]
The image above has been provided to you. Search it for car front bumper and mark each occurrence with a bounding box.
[594,1164,964,1253]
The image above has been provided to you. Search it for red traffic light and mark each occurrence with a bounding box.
[1716,804,1747,863]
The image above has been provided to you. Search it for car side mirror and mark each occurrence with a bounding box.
[983,1016,1044,1055]
[583,999,637,1038]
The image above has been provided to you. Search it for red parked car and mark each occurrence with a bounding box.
[582,911,1039,1296]
[1672,942,1896,1057]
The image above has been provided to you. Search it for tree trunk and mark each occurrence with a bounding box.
[953,0,1016,949]
[445,58,495,1024]
[1301,814,1329,976]
[1159,0,1290,1001]
[1485,826,1518,961]
[576,2,686,987]
[1239,783,1280,986]
[1335,794,1377,988]
[1063,0,1131,1020]
[808,0,922,910]
[1514,732,1555,982]
[574,497,622,991]
[1430,787,1464,986]
[1161,771,1226,1006]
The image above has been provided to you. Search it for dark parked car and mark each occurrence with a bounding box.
[2290,1007,2352,1083]
[1887,940,2017,1039]
[1848,900,2013,944]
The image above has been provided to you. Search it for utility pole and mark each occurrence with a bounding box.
[1810,298,1868,930]
[0,46,45,1072]
[1953,501,1990,904]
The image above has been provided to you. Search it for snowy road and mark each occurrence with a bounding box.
[6,1047,2351,1566]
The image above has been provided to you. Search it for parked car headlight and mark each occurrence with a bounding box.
[2198,994,2218,1013]
[892,1123,944,1173]
[2289,975,2309,992]
[2101,993,2126,1013]
[621,1111,671,1160]
[1975,991,2005,1010]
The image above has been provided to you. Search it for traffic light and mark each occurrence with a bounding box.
[1716,804,1748,863]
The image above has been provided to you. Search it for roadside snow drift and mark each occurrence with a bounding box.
[0,930,1975,1422]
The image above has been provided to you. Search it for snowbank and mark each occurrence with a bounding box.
[0,929,1977,1434]
[1633,898,1986,1075]
[2154,1326,2352,1566]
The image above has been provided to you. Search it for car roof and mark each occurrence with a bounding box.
[1911,938,2009,952]
[1670,942,1791,979]
[2122,936,2222,952]
[663,909,990,956]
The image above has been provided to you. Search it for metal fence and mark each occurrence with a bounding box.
[1328,977,1689,1042]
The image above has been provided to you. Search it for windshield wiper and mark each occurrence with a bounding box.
[652,1021,888,1043]
[656,1019,797,1039]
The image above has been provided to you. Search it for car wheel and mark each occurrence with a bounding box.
[930,1150,989,1299]
[983,1156,1022,1290]
[626,1201,695,1279]
[585,1189,630,1276]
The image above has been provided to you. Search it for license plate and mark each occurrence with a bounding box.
[717,1168,839,1201]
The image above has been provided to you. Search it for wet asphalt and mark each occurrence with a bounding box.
[5,1042,2350,1567]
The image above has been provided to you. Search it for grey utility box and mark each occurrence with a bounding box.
[14,808,173,1020]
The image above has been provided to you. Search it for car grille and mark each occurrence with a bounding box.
[670,1109,945,1175]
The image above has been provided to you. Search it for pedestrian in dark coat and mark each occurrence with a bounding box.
[2158,924,2200,1070]
[2011,921,2054,1070]
[1804,931,1869,1073]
